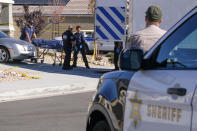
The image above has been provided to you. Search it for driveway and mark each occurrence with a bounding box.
[0,60,112,102]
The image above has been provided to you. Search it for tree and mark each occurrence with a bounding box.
[49,0,66,39]
[15,5,46,36]
[88,0,95,15]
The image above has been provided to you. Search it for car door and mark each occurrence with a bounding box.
[124,10,197,131]
[192,87,197,131]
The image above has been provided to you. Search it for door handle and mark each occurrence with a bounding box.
[167,88,187,96]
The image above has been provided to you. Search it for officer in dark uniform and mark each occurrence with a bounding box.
[62,25,75,70]
[114,41,123,70]
[20,19,37,43]
[72,26,90,69]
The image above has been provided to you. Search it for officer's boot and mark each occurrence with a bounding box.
[85,62,90,69]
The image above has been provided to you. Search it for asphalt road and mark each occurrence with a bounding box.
[0,92,94,131]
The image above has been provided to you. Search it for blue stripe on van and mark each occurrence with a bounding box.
[110,7,125,22]
[96,26,108,40]
[85,38,94,41]
[96,14,121,40]
[98,7,124,35]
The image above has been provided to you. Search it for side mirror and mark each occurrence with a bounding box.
[119,47,143,71]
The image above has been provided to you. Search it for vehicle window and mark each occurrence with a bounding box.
[0,31,8,38]
[84,32,93,38]
[156,13,197,69]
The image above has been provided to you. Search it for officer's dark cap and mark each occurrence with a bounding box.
[146,5,162,22]
[28,19,34,25]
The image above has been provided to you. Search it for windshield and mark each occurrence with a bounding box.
[84,32,93,38]
[0,31,8,38]
[81,31,94,38]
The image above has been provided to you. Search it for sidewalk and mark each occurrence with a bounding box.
[0,61,112,102]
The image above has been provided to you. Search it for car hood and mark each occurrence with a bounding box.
[0,38,33,46]
[103,70,135,80]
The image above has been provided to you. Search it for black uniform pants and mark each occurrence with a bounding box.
[63,48,72,68]
[114,42,123,70]
[114,51,120,70]
[73,46,89,67]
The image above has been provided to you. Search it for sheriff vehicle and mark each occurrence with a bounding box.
[86,6,197,131]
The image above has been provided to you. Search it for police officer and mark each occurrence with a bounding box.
[128,5,166,52]
[20,19,37,43]
[114,41,123,70]
[72,26,90,69]
[62,25,75,70]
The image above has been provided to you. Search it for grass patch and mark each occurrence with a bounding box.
[106,52,114,63]
[44,52,55,56]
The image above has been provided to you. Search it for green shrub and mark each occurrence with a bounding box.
[44,52,55,56]
[106,52,114,63]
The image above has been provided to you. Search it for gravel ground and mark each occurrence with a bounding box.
[0,69,30,82]
[38,52,114,68]
[0,53,114,82]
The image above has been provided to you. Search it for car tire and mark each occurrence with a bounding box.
[0,46,9,63]
[31,58,37,63]
[92,120,111,131]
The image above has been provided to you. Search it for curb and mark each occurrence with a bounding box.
[0,85,96,103]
